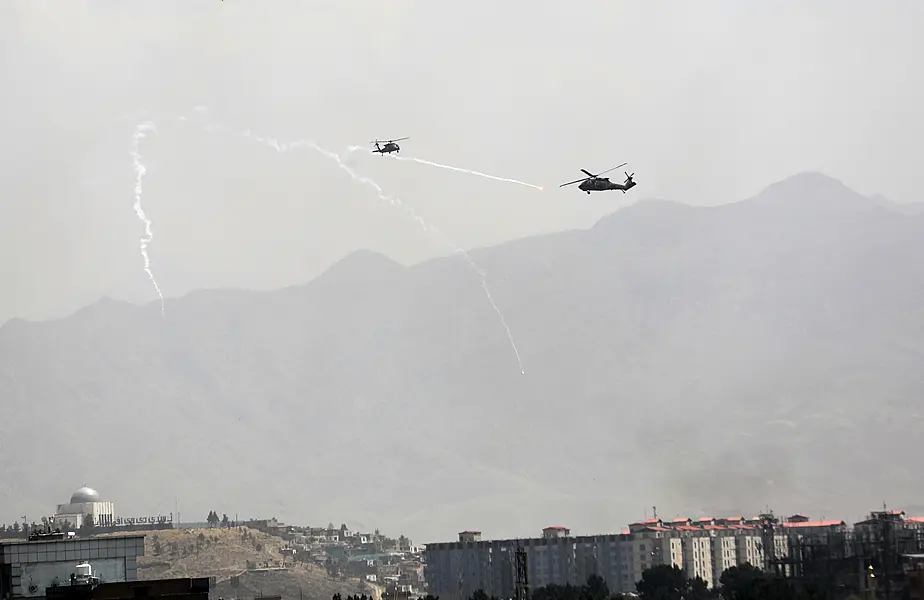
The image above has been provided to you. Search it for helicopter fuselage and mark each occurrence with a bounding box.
[579,177,636,193]
[374,143,400,154]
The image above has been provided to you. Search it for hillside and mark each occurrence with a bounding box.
[129,527,369,600]
[1,172,923,541]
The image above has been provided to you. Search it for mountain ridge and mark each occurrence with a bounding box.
[5,171,918,328]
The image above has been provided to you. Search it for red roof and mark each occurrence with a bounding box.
[543,526,569,531]
[781,520,844,528]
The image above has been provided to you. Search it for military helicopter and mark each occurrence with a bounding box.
[371,137,409,155]
[559,163,636,194]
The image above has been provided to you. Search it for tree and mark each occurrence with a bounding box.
[636,564,713,600]
[719,564,765,600]
[221,513,230,528]
[79,514,95,534]
[530,576,626,600]
[585,574,611,600]
[717,565,809,600]
[207,511,220,528]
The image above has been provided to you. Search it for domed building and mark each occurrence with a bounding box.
[54,486,116,527]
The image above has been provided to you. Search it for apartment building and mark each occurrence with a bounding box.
[424,514,848,598]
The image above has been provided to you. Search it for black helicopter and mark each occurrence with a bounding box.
[559,163,636,194]
[371,137,409,155]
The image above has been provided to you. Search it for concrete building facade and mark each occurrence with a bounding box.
[0,535,144,600]
[424,515,851,598]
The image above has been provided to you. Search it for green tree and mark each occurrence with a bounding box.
[584,574,611,600]
[79,514,95,535]
[221,513,230,528]
[719,564,765,600]
[717,565,812,600]
[636,564,713,600]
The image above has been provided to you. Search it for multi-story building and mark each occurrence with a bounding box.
[0,533,144,599]
[53,488,116,529]
[424,514,853,599]
[854,510,924,545]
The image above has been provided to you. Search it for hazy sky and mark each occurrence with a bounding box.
[1,0,921,324]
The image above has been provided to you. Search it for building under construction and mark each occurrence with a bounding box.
[754,509,924,599]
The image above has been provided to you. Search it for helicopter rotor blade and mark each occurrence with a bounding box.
[559,177,591,188]
[593,162,628,178]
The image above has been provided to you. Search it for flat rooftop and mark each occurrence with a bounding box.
[0,535,145,565]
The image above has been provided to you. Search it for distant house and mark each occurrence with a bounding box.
[542,526,571,539]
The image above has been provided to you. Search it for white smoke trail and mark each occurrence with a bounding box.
[199,122,525,374]
[129,121,165,317]
[348,145,544,191]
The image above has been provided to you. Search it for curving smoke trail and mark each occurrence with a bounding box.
[198,121,525,374]
[129,121,165,317]
[348,145,544,191]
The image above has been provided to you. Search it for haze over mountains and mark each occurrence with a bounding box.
[2,172,922,542]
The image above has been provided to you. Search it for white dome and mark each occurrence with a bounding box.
[69,487,101,504]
